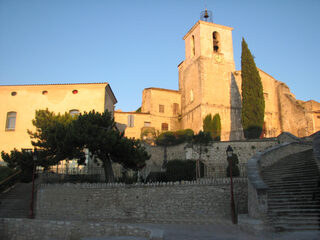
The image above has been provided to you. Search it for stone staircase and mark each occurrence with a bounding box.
[261,149,320,232]
[0,182,33,218]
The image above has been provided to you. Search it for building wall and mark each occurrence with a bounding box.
[0,83,116,157]
[115,88,181,139]
[141,88,181,119]
[114,112,152,139]
[36,180,248,223]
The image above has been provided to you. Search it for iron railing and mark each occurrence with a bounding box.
[0,170,21,193]
[37,162,247,184]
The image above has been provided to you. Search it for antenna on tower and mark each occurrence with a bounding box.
[200,8,213,23]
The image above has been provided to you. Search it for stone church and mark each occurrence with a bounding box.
[114,19,320,141]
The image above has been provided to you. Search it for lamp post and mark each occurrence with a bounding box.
[28,148,37,219]
[226,145,237,224]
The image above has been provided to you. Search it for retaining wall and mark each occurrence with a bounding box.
[0,218,161,240]
[36,179,248,223]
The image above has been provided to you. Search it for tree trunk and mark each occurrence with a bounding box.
[103,156,115,183]
[162,146,168,169]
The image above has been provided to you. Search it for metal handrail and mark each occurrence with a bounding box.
[0,169,21,193]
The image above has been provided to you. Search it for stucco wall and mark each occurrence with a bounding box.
[0,83,114,158]
[36,179,248,223]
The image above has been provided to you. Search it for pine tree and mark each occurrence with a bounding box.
[241,38,265,139]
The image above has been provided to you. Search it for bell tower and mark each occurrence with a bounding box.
[178,12,238,140]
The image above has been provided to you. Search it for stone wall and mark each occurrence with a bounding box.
[143,139,278,177]
[36,179,248,223]
[313,131,320,171]
[0,218,160,240]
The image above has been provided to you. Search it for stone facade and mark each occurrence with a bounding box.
[114,20,320,140]
[36,180,248,223]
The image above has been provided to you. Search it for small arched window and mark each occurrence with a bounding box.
[190,89,194,102]
[161,123,169,131]
[213,31,220,53]
[191,35,195,56]
[6,112,17,130]
[69,109,80,117]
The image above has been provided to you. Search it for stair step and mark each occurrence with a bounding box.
[268,190,320,196]
[268,199,319,204]
[269,205,319,210]
[264,178,319,183]
[266,163,317,169]
[263,171,319,178]
[268,216,320,221]
[274,225,320,232]
[269,209,320,215]
[266,182,319,187]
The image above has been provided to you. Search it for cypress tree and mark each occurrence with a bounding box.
[241,38,265,139]
[203,114,213,133]
[212,113,221,141]
[203,113,221,141]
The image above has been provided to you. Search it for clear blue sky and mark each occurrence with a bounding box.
[1,0,319,112]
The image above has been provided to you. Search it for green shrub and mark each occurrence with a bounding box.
[175,129,194,143]
[165,160,196,182]
[146,171,167,182]
[155,129,194,146]
[155,131,177,146]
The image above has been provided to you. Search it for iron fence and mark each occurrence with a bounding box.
[37,165,137,184]
[37,161,247,184]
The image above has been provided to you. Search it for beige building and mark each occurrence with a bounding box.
[0,82,117,157]
[115,20,320,140]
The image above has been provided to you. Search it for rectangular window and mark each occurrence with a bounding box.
[159,104,164,113]
[173,103,179,115]
[144,121,151,127]
[161,123,169,131]
[127,115,134,127]
[6,112,17,130]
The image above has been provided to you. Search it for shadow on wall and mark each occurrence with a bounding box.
[230,73,243,140]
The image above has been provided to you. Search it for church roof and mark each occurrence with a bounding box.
[0,82,109,87]
[144,87,180,94]
[183,20,233,40]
